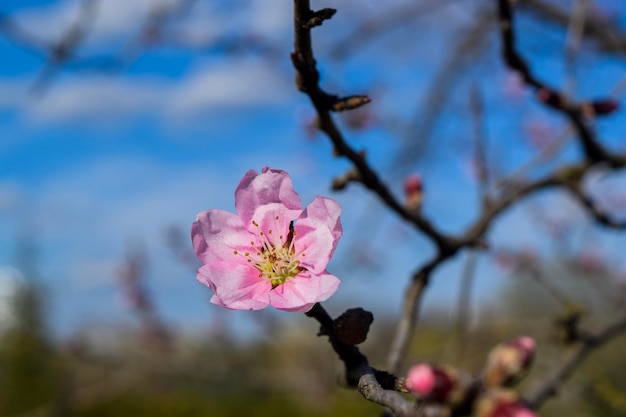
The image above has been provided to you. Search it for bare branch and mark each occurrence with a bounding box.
[566,182,626,229]
[386,266,431,375]
[527,313,626,408]
[292,0,457,255]
[496,0,611,163]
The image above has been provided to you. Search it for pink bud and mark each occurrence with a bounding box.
[404,174,423,212]
[515,409,538,417]
[536,88,563,109]
[476,389,537,417]
[404,174,423,196]
[405,363,436,396]
[405,363,461,404]
[491,402,537,417]
[591,99,619,115]
[510,336,536,366]
[485,336,536,387]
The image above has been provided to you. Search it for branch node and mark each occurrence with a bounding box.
[332,153,366,190]
[331,95,372,112]
[303,8,337,29]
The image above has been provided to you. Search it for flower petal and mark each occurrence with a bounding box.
[248,202,300,247]
[192,209,252,264]
[196,264,217,292]
[205,261,272,310]
[235,167,303,226]
[294,197,342,274]
[269,271,340,312]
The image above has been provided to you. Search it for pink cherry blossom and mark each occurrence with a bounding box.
[476,389,537,417]
[191,167,342,313]
[485,336,536,387]
[405,363,461,404]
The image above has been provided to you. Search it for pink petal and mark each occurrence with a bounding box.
[196,264,217,292]
[248,202,300,247]
[294,197,342,274]
[192,209,252,264]
[235,168,303,226]
[513,409,537,417]
[405,364,436,396]
[269,271,340,312]
[205,261,272,310]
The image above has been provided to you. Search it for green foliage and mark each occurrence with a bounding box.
[0,283,56,415]
[0,273,624,417]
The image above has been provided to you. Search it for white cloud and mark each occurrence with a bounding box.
[168,59,293,118]
[26,76,164,124]
[13,0,174,46]
[12,0,292,52]
[12,0,81,42]
[0,57,292,125]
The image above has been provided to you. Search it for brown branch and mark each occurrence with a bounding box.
[386,263,433,375]
[305,303,425,416]
[496,0,611,164]
[566,182,626,229]
[527,313,626,408]
[30,0,100,95]
[358,371,424,417]
[292,0,458,255]
[462,171,564,245]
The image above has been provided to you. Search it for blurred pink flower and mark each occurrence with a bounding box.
[485,336,536,387]
[192,167,342,312]
[405,363,468,405]
[403,173,423,212]
[476,389,537,417]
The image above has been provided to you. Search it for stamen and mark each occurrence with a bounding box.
[243,215,307,287]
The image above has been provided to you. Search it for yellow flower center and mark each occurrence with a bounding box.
[233,216,306,288]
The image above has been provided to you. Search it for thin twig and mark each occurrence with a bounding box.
[453,251,479,362]
[386,265,432,375]
[292,0,457,255]
[496,0,610,163]
[562,0,588,95]
[527,313,626,408]
[305,303,423,416]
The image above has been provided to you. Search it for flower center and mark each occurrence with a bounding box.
[233,216,306,288]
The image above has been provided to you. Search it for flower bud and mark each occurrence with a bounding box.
[484,336,536,388]
[331,95,372,112]
[475,389,536,417]
[536,88,564,109]
[405,363,469,406]
[591,99,619,115]
[333,307,373,345]
[582,99,621,118]
[404,174,423,212]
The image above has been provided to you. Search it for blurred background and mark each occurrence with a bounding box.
[1,0,626,415]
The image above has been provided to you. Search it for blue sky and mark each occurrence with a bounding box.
[1,0,626,339]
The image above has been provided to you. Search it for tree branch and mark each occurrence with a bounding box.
[496,0,611,163]
[292,0,458,255]
[527,313,626,408]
